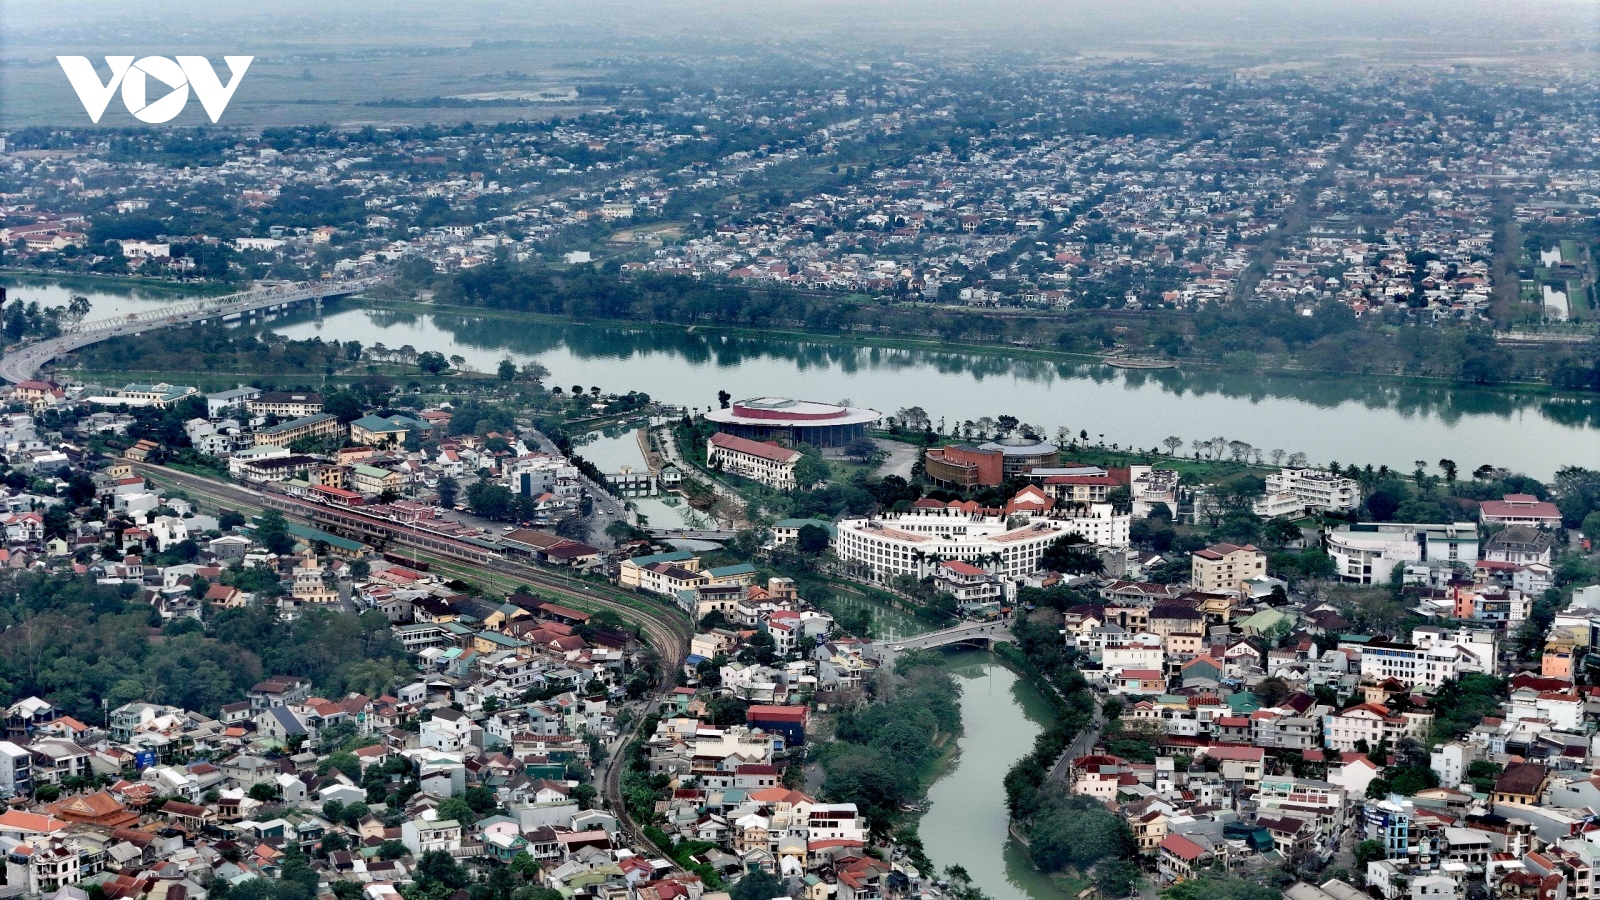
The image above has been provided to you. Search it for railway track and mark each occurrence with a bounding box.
[132,463,690,862]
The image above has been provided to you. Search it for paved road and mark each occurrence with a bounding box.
[0,276,384,383]
[653,425,743,528]
[523,427,632,546]
[873,439,921,480]
[876,620,1015,667]
[1047,706,1107,783]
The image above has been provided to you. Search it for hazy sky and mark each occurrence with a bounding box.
[3,0,1596,128]
[3,0,1597,50]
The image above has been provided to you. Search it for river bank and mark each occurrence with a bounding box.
[364,296,1590,399]
[3,270,1594,400]
[796,580,1066,900]
[268,303,1600,478]
[918,650,1074,900]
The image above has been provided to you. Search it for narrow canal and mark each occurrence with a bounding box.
[920,650,1071,900]
[823,587,1068,900]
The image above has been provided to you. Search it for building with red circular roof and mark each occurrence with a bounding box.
[704,397,882,448]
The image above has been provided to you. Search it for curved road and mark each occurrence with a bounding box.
[0,276,385,384]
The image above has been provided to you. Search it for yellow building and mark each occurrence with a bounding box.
[1191,542,1266,595]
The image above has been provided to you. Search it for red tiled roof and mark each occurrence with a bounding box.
[708,432,801,463]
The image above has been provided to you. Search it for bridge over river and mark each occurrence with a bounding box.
[0,274,387,383]
[875,619,1017,666]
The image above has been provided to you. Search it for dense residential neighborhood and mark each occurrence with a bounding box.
[0,357,1583,900]
[0,10,1598,900]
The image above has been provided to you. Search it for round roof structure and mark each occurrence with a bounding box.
[976,436,1059,457]
[705,397,882,427]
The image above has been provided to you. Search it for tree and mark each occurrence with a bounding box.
[1253,676,1290,707]
[797,523,831,554]
[1438,459,1458,482]
[378,840,410,860]
[509,852,542,879]
[416,850,468,889]
[417,351,448,374]
[1028,794,1134,872]
[1554,466,1600,527]
[1261,518,1303,550]
[844,436,879,463]
[498,357,517,381]
[324,392,364,423]
[248,782,278,802]
[436,796,477,826]
[254,509,296,556]
[1161,873,1279,900]
[794,453,830,489]
[1355,839,1388,868]
[319,750,361,777]
[437,476,459,508]
[1094,859,1142,898]
[1041,534,1104,575]
[730,870,784,900]
[1163,436,1183,456]
[1366,488,1402,521]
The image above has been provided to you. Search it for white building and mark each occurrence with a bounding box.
[1254,467,1362,518]
[1327,523,1479,585]
[0,741,30,798]
[1355,627,1497,690]
[420,707,474,752]
[118,240,170,259]
[706,433,801,490]
[1430,741,1481,790]
[834,504,1128,583]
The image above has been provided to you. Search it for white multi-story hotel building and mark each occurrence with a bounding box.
[834,503,1129,582]
[1253,467,1362,518]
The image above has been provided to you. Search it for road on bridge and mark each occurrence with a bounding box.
[0,275,387,384]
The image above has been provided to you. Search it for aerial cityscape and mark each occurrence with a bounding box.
[0,6,1598,900]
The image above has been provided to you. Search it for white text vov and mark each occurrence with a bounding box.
[57,56,254,123]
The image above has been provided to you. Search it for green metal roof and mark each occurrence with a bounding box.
[284,523,364,553]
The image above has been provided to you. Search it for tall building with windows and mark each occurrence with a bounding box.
[835,500,1128,583]
[1254,467,1362,518]
[1327,523,1479,585]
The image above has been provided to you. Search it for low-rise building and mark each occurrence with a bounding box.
[706,433,801,490]
[1254,467,1362,518]
[247,391,323,419]
[253,412,343,448]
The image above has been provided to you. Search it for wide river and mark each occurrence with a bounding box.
[4,278,1597,479]
[275,305,1600,479]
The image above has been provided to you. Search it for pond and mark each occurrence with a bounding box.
[570,426,700,531]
